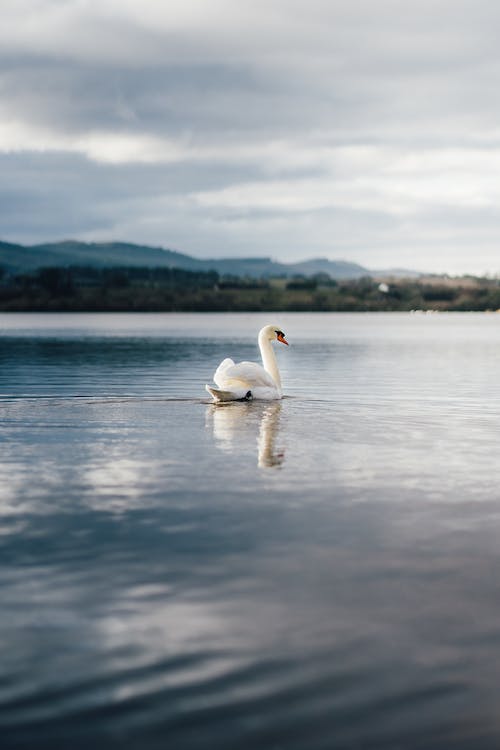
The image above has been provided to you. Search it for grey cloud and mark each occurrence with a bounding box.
[2,1,500,272]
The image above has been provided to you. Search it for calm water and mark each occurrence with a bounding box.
[2,312,500,749]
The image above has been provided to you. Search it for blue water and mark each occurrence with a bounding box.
[2,312,500,749]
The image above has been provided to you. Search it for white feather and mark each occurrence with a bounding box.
[205,325,288,402]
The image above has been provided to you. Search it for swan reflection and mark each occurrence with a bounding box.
[207,401,285,468]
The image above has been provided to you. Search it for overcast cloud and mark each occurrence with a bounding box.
[2,0,500,273]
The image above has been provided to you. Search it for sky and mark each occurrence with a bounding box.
[2,0,500,274]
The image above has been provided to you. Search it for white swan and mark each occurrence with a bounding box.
[205,324,289,402]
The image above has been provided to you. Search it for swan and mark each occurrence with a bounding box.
[205,324,289,402]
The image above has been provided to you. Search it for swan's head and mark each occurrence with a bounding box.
[260,324,289,346]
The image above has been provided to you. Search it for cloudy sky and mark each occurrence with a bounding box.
[2,0,500,273]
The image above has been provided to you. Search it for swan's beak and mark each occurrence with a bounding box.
[277,332,289,346]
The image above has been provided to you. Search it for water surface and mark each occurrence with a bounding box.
[2,312,500,749]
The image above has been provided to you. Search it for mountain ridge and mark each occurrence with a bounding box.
[0,239,419,279]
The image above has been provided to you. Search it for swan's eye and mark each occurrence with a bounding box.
[275,330,289,345]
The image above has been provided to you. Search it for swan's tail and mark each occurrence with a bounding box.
[205,385,253,402]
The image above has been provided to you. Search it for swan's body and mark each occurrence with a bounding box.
[206,325,289,402]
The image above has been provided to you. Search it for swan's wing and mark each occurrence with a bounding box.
[213,358,235,385]
[215,360,277,390]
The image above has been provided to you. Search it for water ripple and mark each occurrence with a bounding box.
[2,313,500,749]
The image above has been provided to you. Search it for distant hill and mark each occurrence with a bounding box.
[0,240,199,273]
[287,257,368,278]
[0,239,418,279]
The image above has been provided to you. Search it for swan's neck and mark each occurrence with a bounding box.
[259,330,281,392]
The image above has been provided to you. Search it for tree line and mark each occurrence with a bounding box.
[1,264,500,312]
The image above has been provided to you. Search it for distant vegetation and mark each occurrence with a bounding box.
[1,265,500,312]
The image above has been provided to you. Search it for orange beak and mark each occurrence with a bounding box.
[277,332,289,346]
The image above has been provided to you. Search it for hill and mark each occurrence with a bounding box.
[0,239,415,279]
[0,240,199,273]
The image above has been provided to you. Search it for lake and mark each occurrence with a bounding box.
[2,311,500,749]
